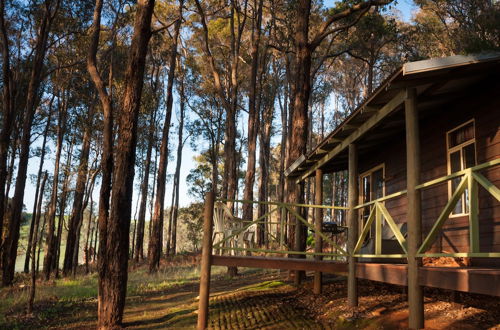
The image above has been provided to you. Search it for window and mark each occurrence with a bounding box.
[359,164,385,236]
[447,120,476,215]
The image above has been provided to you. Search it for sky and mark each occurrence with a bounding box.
[18,0,418,221]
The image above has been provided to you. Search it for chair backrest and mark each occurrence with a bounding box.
[213,202,227,233]
[213,202,245,232]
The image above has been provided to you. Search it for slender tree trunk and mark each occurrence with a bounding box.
[27,171,48,314]
[148,3,182,272]
[287,0,312,284]
[4,122,19,213]
[37,203,50,274]
[277,76,288,243]
[43,97,67,281]
[242,0,263,223]
[0,0,15,252]
[54,132,75,278]
[257,104,272,246]
[98,0,155,327]
[87,0,116,325]
[71,165,96,276]
[1,0,58,286]
[193,0,247,213]
[168,76,186,256]
[24,102,53,273]
[85,178,95,274]
[134,107,156,262]
[149,147,158,242]
[63,105,93,276]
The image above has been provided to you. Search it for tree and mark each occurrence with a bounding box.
[43,92,67,280]
[166,58,189,256]
[148,0,183,272]
[2,0,60,286]
[23,97,54,273]
[242,0,263,225]
[63,104,94,276]
[94,0,155,326]
[27,171,48,313]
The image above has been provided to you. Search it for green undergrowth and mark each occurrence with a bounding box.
[0,263,270,328]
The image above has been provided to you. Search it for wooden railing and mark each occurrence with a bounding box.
[211,158,500,260]
[352,158,500,259]
[416,158,500,257]
[212,200,348,258]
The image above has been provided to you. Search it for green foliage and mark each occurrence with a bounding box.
[177,202,204,251]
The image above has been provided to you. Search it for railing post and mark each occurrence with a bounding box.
[314,169,324,294]
[405,87,424,329]
[197,191,215,330]
[468,170,479,253]
[347,144,359,307]
[280,206,286,249]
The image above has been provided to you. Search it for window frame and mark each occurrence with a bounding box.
[446,119,477,217]
[358,163,386,236]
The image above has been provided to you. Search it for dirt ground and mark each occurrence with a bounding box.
[2,258,500,329]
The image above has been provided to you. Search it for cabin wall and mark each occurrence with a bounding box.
[357,83,500,266]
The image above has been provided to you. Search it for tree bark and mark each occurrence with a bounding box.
[87,0,116,325]
[257,103,273,246]
[27,171,48,313]
[63,105,93,276]
[287,0,312,285]
[1,0,59,286]
[194,0,247,212]
[242,0,263,223]
[0,0,16,251]
[97,0,155,327]
[167,73,186,256]
[148,2,182,272]
[43,96,67,281]
[85,190,94,274]
[134,109,156,262]
[24,100,53,273]
[54,134,75,278]
[277,71,288,243]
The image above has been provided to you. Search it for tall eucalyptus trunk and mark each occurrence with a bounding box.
[24,100,53,273]
[63,105,93,276]
[2,0,59,286]
[148,1,182,272]
[97,0,155,327]
[43,96,68,281]
[242,0,263,223]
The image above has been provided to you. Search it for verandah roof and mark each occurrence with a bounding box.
[285,53,500,182]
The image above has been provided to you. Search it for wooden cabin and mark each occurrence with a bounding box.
[286,53,500,267]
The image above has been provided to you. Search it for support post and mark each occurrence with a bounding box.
[197,192,215,330]
[314,169,323,294]
[405,88,424,329]
[347,144,359,307]
[280,206,286,249]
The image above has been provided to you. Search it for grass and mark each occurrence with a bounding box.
[0,259,250,329]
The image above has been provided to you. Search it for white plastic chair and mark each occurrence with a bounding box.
[212,202,248,255]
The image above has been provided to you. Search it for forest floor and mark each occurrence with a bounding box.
[1,255,500,329]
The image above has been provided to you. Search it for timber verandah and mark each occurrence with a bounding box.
[196,159,500,329]
[196,54,500,329]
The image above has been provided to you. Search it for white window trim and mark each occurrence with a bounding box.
[446,119,476,217]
